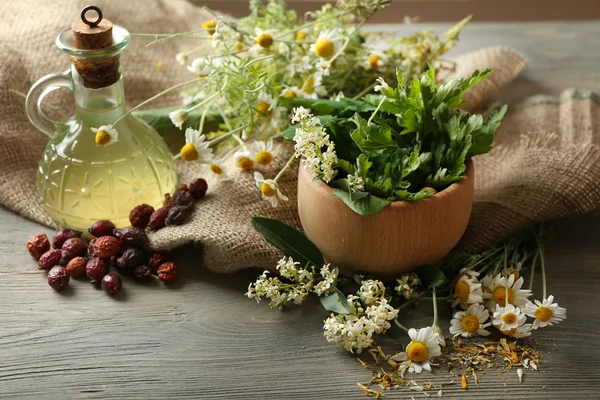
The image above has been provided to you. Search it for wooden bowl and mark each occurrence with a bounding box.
[297,160,474,279]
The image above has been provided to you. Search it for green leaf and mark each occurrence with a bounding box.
[274,115,339,140]
[415,264,448,289]
[332,180,391,217]
[278,97,376,115]
[251,217,324,267]
[319,287,351,314]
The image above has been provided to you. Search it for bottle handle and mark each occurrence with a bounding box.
[25,69,73,139]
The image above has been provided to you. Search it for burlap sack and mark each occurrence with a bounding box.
[2,0,598,274]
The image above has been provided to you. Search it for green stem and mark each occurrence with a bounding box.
[208,125,246,146]
[197,106,209,133]
[112,78,203,128]
[527,251,538,292]
[243,54,277,70]
[367,96,386,124]
[352,83,376,100]
[419,296,450,301]
[218,107,233,131]
[393,319,409,333]
[232,134,245,146]
[536,232,547,299]
[274,11,348,39]
[432,287,439,328]
[274,153,296,182]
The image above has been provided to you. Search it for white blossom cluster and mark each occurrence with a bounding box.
[394,273,421,300]
[292,107,338,183]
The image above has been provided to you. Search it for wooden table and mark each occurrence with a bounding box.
[1,21,599,399]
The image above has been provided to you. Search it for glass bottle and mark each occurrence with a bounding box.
[26,8,176,230]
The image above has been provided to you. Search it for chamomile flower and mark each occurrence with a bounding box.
[281,85,303,99]
[254,171,288,207]
[301,75,327,99]
[175,52,188,65]
[400,327,442,374]
[92,125,119,146]
[310,30,343,59]
[316,58,333,77]
[365,50,387,69]
[234,149,255,170]
[253,27,276,49]
[452,275,483,309]
[481,274,494,295]
[253,140,279,166]
[180,128,213,163]
[169,109,188,130]
[208,162,230,180]
[524,295,567,329]
[449,304,492,338]
[499,323,533,338]
[507,262,523,280]
[492,303,527,332]
[431,325,446,347]
[374,77,390,93]
[458,267,480,280]
[286,54,312,77]
[187,58,212,77]
[202,19,217,35]
[256,92,275,119]
[483,274,532,310]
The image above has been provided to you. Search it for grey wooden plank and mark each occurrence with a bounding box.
[1,21,600,399]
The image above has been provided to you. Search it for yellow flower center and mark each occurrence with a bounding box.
[493,287,515,307]
[235,41,244,51]
[461,315,480,334]
[296,31,307,41]
[314,22,322,30]
[482,286,492,294]
[502,312,517,325]
[95,129,111,145]
[534,306,553,322]
[256,102,273,118]
[237,156,254,170]
[510,270,520,280]
[501,327,516,336]
[210,163,223,175]
[284,90,297,99]
[314,38,334,58]
[256,150,274,166]
[369,54,382,69]
[203,20,217,35]
[407,342,428,363]
[256,33,273,49]
[261,182,278,197]
[420,187,437,195]
[302,77,315,95]
[455,281,470,301]
[180,143,199,162]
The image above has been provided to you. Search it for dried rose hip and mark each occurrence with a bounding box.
[66,256,86,277]
[48,266,70,291]
[189,178,208,200]
[86,257,110,284]
[61,237,88,261]
[163,193,173,209]
[52,228,80,249]
[101,273,122,294]
[116,247,144,270]
[93,236,123,258]
[129,204,155,229]
[157,262,178,284]
[148,251,172,271]
[166,206,193,226]
[133,265,153,281]
[87,238,97,258]
[88,220,116,237]
[27,234,51,260]
[38,249,63,271]
[114,227,149,248]
[175,183,189,192]
[148,207,169,231]
[172,190,194,208]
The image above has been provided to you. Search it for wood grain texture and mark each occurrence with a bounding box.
[1,21,600,399]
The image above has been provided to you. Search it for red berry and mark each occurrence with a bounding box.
[27,234,51,260]
[189,178,208,200]
[157,262,178,284]
[166,206,193,226]
[129,204,155,229]
[116,247,145,270]
[86,257,110,284]
[87,238,98,258]
[148,207,169,231]
[48,266,70,291]
[61,237,88,261]
[148,251,172,272]
[38,249,63,271]
[93,236,123,258]
[88,220,116,237]
[66,256,86,277]
[52,229,80,249]
[133,265,153,281]
[114,227,149,249]
[101,273,122,294]
[172,190,194,208]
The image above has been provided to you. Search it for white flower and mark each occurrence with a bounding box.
[310,30,343,59]
[276,256,301,281]
[324,314,374,354]
[365,50,387,69]
[234,149,255,170]
[347,173,365,192]
[180,128,213,163]
[449,304,492,338]
[365,298,398,334]
[395,273,420,300]
[314,264,336,296]
[374,77,389,93]
[301,74,327,99]
[208,162,230,180]
[254,171,288,208]
[169,109,188,130]
[499,322,533,338]
[91,125,119,146]
[291,106,311,123]
[404,327,442,373]
[431,325,446,347]
[187,58,212,77]
[281,85,303,99]
[458,267,480,279]
[452,275,483,309]
[507,262,523,280]
[252,140,279,166]
[253,27,277,49]
[524,295,567,329]
[315,58,332,77]
[286,55,311,77]
[483,274,532,311]
[492,303,527,332]
[358,280,386,306]
[175,52,188,65]
[332,91,346,101]
[256,92,275,119]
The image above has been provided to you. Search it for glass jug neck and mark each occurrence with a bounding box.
[72,65,126,123]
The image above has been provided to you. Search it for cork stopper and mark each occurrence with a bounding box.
[70,6,120,89]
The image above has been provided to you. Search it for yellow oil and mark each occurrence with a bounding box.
[36,105,177,230]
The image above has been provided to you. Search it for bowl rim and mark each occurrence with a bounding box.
[299,158,474,210]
